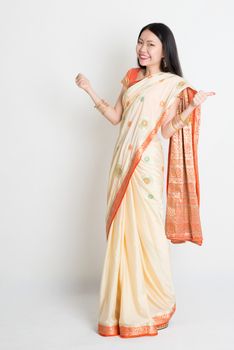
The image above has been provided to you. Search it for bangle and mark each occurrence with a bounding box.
[171,113,184,130]
[170,112,190,132]
[179,112,191,125]
[94,99,110,114]
[171,118,178,131]
[94,99,109,108]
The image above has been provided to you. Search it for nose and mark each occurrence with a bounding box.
[138,43,148,53]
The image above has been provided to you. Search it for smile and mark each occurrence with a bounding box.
[139,55,150,59]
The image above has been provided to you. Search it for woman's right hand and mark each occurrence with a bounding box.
[75,73,92,92]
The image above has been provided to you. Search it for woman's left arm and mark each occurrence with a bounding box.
[161,90,216,139]
[161,97,193,139]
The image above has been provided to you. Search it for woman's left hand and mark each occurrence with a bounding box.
[190,90,216,108]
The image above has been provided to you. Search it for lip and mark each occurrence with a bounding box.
[139,55,150,59]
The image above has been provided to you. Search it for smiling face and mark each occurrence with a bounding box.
[136,29,164,70]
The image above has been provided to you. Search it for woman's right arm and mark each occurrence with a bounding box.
[88,85,127,125]
[75,73,127,125]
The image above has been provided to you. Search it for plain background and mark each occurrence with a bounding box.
[0,0,233,349]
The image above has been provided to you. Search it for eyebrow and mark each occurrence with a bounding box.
[138,38,156,43]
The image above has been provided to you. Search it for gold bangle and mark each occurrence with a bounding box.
[171,113,182,130]
[179,112,191,125]
[94,99,110,115]
[94,99,109,109]
[171,118,178,131]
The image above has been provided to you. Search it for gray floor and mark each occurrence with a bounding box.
[1,272,233,350]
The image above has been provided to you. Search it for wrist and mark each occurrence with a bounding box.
[86,87,94,95]
[94,98,110,115]
[180,113,191,125]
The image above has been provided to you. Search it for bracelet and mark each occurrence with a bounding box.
[179,112,191,125]
[94,98,109,109]
[171,118,178,131]
[171,113,184,130]
[94,99,110,115]
[170,112,191,132]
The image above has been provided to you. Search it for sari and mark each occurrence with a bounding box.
[97,67,203,338]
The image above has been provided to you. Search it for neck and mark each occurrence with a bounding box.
[144,65,161,76]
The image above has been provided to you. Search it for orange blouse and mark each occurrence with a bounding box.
[121,68,142,88]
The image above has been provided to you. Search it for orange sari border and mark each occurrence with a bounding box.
[98,303,176,338]
[106,109,167,239]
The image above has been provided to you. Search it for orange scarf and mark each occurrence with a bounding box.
[165,87,203,245]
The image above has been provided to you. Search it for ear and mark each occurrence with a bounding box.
[161,47,164,58]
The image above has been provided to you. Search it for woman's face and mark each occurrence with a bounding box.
[136,29,164,69]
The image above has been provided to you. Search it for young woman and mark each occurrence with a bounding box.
[75,22,215,338]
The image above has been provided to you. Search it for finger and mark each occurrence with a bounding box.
[206,91,216,96]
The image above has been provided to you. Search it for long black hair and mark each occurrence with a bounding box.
[137,23,183,77]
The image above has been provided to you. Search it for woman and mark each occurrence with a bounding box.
[76,23,215,338]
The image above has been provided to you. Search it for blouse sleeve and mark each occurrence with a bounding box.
[120,68,132,88]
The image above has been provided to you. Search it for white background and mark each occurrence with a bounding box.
[0,0,233,349]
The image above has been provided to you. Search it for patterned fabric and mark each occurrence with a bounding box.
[165,87,202,245]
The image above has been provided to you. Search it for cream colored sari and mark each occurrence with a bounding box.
[97,70,202,338]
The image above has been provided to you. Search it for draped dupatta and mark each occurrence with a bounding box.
[165,87,203,245]
[105,71,203,246]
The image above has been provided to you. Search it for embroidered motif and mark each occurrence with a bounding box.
[143,177,151,184]
[114,164,123,176]
[128,144,133,150]
[148,193,154,199]
[127,120,132,127]
[139,119,148,128]
[140,96,144,102]
[143,156,150,162]
[177,81,185,87]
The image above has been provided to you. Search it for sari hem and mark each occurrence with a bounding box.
[97,303,176,338]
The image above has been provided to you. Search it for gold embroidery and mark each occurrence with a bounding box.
[114,164,123,176]
[177,81,185,87]
[143,177,150,184]
[139,119,148,128]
